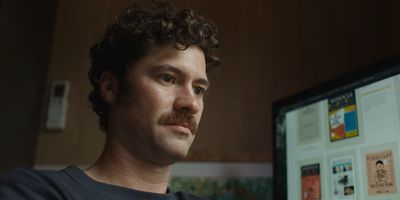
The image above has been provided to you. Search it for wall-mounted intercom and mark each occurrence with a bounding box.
[45,81,70,130]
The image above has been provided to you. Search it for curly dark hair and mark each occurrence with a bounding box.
[88,2,221,132]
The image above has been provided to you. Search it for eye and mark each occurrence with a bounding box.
[194,87,205,96]
[161,75,174,83]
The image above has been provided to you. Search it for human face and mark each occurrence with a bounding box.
[377,163,384,170]
[111,45,208,165]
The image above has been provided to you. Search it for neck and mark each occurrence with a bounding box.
[83,134,172,194]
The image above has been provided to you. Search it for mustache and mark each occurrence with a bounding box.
[158,113,198,134]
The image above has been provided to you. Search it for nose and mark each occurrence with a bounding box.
[173,86,202,115]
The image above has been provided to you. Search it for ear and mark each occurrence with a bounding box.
[99,71,118,104]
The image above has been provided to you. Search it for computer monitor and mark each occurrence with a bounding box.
[272,54,400,200]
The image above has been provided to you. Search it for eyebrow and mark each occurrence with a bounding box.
[149,64,210,89]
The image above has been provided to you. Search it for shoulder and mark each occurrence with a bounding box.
[2,166,62,180]
[0,167,66,199]
[1,166,68,187]
[0,166,86,199]
[173,191,218,200]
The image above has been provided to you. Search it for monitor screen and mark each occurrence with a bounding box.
[273,54,400,200]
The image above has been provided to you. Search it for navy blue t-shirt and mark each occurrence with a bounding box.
[0,166,216,200]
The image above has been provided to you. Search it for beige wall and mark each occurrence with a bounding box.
[34,0,400,165]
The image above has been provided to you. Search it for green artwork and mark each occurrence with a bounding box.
[170,177,272,200]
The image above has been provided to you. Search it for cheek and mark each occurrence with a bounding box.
[145,88,175,115]
[195,105,204,123]
[134,83,164,107]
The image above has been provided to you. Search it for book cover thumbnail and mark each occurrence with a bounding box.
[298,103,320,146]
[329,91,358,142]
[301,163,321,200]
[366,149,397,196]
[331,155,356,200]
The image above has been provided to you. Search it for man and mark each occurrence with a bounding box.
[0,2,220,199]
[374,160,388,183]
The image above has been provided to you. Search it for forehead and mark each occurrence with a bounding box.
[132,45,207,77]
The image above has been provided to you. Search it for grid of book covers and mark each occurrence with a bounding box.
[285,74,400,200]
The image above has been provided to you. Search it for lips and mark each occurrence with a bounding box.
[167,122,192,131]
[166,123,193,135]
[175,122,191,130]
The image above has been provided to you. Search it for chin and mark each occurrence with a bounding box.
[155,155,186,166]
[166,149,190,163]
[155,146,190,165]
[150,136,193,165]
